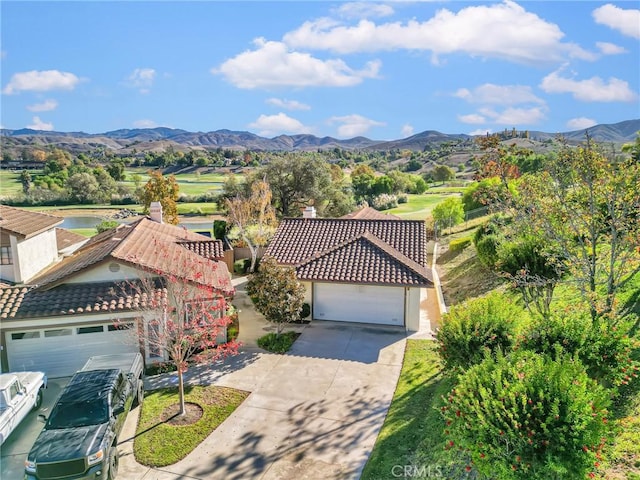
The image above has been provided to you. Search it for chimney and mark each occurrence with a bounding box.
[302,206,316,219]
[150,201,163,224]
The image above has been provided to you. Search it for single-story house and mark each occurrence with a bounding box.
[0,207,233,378]
[265,208,433,331]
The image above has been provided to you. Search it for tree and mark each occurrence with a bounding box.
[245,256,306,337]
[225,181,277,273]
[96,219,119,233]
[250,155,333,217]
[510,140,640,320]
[351,164,376,202]
[496,235,566,318]
[118,244,237,416]
[106,159,126,181]
[139,170,180,224]
[432,165,455,184]
[67,172,100,203]
[621,132,640,163]
[432,197,464,234]
[19,170,32,194]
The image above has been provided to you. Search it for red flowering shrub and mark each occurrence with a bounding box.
[442,351,610,479]
[436,292,524,372]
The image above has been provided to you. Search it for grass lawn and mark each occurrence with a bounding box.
[68,228,98,237]
[362,340,454,480]
[134,385,249,467]
[176,202,220,215]
[384,194,452,220]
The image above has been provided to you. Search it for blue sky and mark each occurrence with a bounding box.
[1,1,639,140]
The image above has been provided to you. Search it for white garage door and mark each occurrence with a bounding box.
[6,321,139,378]
[313,283,405,326]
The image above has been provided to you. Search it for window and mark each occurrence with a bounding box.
[0,246,12,265]
[184,299,223,326]
[77,326,104,334]
[44,328,72,338]
[11,331,40,340]
[148,322,162,358]
[8,382,20,401]
[108,322,133,332]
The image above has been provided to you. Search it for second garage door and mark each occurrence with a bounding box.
[313,283,405,326]
[6,321,140,378]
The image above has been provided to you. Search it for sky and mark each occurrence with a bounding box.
[1,1,639,140]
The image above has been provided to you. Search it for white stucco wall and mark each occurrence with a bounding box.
[15,230,59,283]
[405,287,422,332]
[66,261,149,284]
[300,281,313,304]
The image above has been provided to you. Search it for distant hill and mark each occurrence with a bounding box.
[1,119,637,155]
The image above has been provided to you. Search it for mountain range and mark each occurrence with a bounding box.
[1,119,638,154]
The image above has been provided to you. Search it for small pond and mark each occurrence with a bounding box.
[60,215,212,233]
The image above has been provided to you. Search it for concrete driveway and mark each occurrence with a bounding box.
[119,321,407,480]
[0,377,68,480]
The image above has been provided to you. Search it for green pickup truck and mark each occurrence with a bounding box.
[24,353,144,480]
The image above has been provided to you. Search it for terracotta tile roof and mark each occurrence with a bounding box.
[179,240,224,260]
[340,206,401,220]
[0,205,62,238]
[266,218,432,287]
[0,282,167,320]
[55,228,89,252]
[296,232,432,286]
[30,218,233,296]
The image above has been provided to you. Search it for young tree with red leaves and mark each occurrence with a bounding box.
[117,243,238,416]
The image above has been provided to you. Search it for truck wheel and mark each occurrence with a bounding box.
[133,380,144,407]
[107,446,119,480]
[32,390,43,411]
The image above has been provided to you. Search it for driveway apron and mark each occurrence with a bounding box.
[119,321,406,480]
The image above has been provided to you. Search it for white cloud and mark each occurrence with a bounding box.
[454,84,545,106]
[566,117,598,130]
[593,4,640,39]
[266,97,311,111]
[133,119,158,128]
[540,69,638,102]
[214,38,380,89]
[334,3,395,19]
[401,124,414,137]
[3,70,81,95]
[26,99,58,112]
[284,1,594,64]
[248,113,312,137]
[328,114,385,138]
[469,128,493,136]
[478,106,546,125]
[27,116,54,131]
[596,41,627,55]
[458,113,487,125]
[125,68,156,94]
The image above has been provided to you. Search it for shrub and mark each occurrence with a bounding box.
[145,361,177,376]
[397,193,409,204]
[371,193,398,210]
[233,259,248,274]
[448,237,472,253]
[300,302,311,319]
[95,219,119,233]
[519,312,639,388]
[442,350,611,480]
[257,331,300,354]
[436,292,523,372]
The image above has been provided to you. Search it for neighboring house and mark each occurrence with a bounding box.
[340,205,401,220]
[0,212,233,378]
[0,206,62,284]
[266,210,433,331]
[0,206,87,285]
